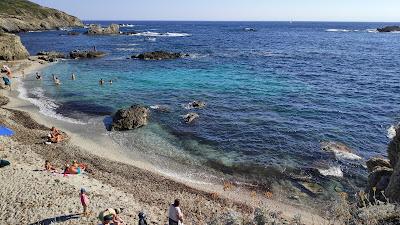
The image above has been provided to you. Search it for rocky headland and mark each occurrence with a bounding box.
[0,0,83,33]
[0,33,29,60]
[377,26,400,33]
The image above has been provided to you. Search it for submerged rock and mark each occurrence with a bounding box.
[321,141,362,160]
[377,26,400,33]
[111,105,150,131]
[86,24,119,35]
[183,112,199,124]
[187,100,206,109]
[0,33,29,60]
[69,50,106,59]
[131,51,185,60]
[67,31,80,36]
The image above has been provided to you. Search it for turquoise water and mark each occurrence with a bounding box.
[18,21,400,195]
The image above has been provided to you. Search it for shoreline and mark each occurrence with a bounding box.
[0,59,327,224]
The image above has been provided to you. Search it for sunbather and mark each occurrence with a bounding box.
[44,160,57,171]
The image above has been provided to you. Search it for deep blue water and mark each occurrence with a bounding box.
[18,22,400,194]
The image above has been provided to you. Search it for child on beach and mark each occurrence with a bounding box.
[80,188,90,216]
[168,199,184,225]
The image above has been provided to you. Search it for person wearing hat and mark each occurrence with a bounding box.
[80,188,90,216]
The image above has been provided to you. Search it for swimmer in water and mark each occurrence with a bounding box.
[71,73,76,80]
[99,79,104,85]
[54,77,61,85]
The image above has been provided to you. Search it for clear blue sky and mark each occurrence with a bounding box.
[31,0,400,22]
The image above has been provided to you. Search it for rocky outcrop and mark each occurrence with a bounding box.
[69,50,106,59]
[37,51,65,62]
[131,51,187,60]
[365,126,400,203]
[377,26,400,33]
[188,100,206,109]
[0,0,83,33]
[0,33,29,60]
[111,105,150,131]
[86,24,119,35]
[385,126,400,202]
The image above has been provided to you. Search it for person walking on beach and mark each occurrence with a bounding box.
[80,188,90,216]
[71,73,76,80]
[168,199,184,225]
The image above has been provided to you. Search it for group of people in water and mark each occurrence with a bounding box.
[35,72,113,86]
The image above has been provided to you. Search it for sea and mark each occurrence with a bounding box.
[18,21,400,199]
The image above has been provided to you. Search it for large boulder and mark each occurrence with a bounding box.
[183,112,199,124]
[320,141,362,160]
[377,26,400,33]
[69,50,106,59]
[111,105,150,131]
[0,33,29,60]
[131,51,186,60]
[86,24,119,35]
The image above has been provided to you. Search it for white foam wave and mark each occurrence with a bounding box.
[387,125,397,139]
[366,29,378,33]
[18,83,85,125]
[115,48,137,51]
[133,31,191,37]
[318,166,343,177]
[333,150,362,161]
[119,24,135,27]
[326,29,352,32]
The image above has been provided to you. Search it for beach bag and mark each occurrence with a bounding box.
[2,77,10,85]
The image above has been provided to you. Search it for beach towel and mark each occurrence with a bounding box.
[2,76,11,86]
[0,126,14,136]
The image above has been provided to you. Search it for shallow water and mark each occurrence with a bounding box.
[18,21,400,196]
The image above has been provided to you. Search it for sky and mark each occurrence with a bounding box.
[31,0,400,22]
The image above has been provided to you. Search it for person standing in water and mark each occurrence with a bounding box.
[52,74,56,81]
[36,72,42,80]
[99,79,104,85]
[71,73,76,80]
[54,77,61,85]
[109,80,113,84]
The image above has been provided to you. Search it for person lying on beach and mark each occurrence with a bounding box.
[44,160,57,171]
[46,126,64,144]
[63,162,86,175]
[100,215,113,225]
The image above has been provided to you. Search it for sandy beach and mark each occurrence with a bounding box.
[0,59,328,224]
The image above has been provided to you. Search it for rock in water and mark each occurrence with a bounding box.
[111,105,150,131]
[320,141,362,160]
[131,51,184,60]
[377,26,400,33]
[69,50,106,59]
[86,24,119,35]
[0,0,83,33]
[0,33,29,60]
[183,112,199,123]
[37,51,65,62]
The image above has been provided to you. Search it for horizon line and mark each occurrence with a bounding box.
[80,19,400,23]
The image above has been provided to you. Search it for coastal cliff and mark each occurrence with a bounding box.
[0,33,29,60]
[0,0,83,33]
